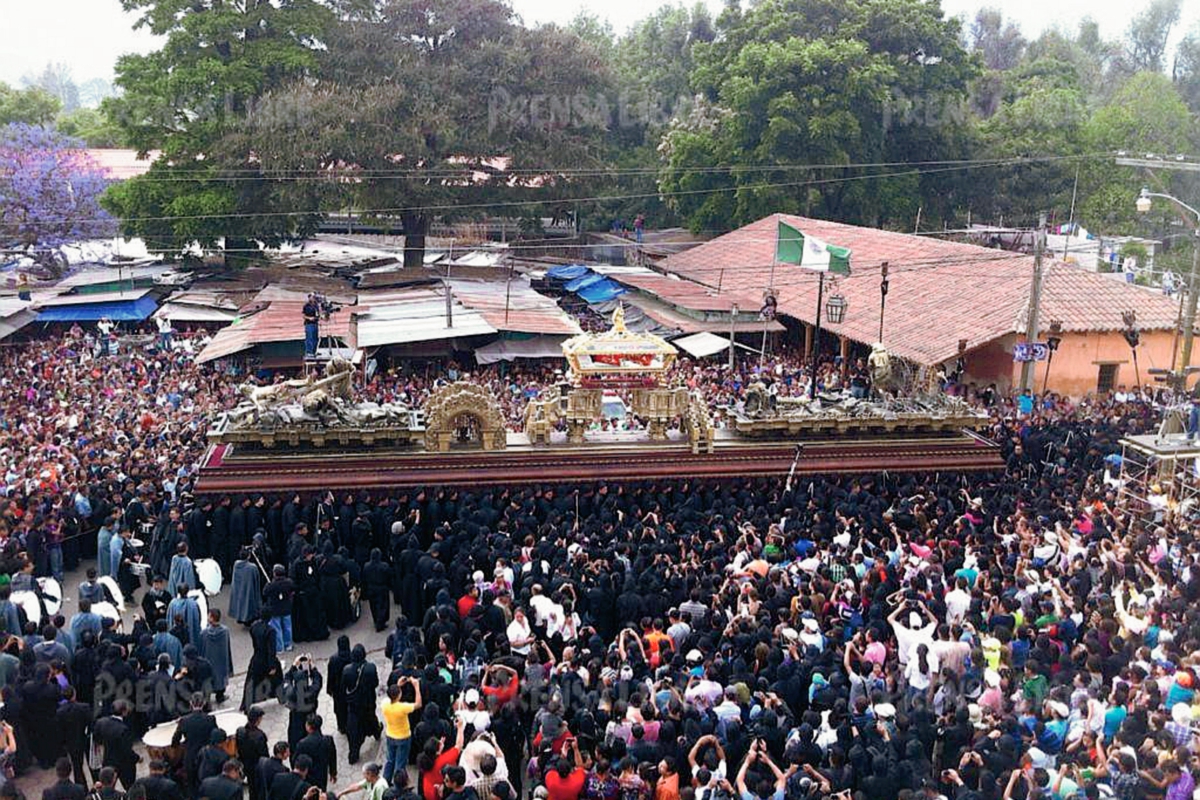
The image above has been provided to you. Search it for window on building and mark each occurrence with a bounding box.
[1097,363,1119,394]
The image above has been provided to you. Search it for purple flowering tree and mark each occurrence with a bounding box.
[0,123,115,275]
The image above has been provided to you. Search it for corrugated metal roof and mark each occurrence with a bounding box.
[353,299,497,348]
[624,294,785,334]
[154,303,239,323]
[196,300,353,363]
[0,309,37,341]
[55,266,177,289]
[449,280,582,336]
[36,288,153,307]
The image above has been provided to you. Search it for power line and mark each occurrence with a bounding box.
[0,154,1106,229]
[89,153,1113,180]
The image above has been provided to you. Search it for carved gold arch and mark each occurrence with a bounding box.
[422,382,507,451]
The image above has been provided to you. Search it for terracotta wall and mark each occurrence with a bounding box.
[959,330,1180,398]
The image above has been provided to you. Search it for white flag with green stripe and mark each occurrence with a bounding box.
[776,221,851,275]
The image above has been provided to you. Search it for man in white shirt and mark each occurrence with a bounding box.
[945,578,972,626]
[888,602,937,667]
[506,607,534,656]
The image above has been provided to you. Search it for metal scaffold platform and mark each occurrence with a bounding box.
[1119,410,1200,523]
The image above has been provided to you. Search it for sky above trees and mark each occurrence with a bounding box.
[1,0,1197,86]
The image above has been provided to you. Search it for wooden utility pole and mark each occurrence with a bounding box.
[1019,214,1047,392]
[445,240,454,329]
[729,304,738,371]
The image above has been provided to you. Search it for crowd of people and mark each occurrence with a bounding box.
[0,324,1194,800]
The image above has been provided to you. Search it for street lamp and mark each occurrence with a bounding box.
[826,294,848,324]
[1042,319,1063,395]
[808,276,850,399]
[1136,187,1153,214]
[1137,187,1200,376]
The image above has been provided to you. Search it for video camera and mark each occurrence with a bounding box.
[307,293,342,321]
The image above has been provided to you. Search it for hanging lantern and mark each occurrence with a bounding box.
[825,293,848,324]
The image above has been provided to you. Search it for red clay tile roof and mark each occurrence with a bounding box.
[660,213,1182,366]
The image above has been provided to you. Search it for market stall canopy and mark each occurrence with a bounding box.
[35,289,159,322]
[673,331,734,358]
[475,335,571,364]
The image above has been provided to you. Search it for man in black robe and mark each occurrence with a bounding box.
[242,610,281,714]
[363,547,391,632]
[183,498,211,561]
[211,496,232,578]
[279,655,323,750]
[141,573,171,629]
[172,692,217,794]
[289,546,327,643]
[230,496,249,565]
[326,635,352,734]
[342,643,380,764]
[236,706,270,800]
[93,700,137,790]
[294,713,338,790]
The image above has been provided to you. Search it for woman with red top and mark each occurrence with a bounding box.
[545,739,586,800]
[418,715,465,800]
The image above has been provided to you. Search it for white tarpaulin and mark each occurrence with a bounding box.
[673,331,732,358]
[475,336,568,364]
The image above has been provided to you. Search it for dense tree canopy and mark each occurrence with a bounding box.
[658,0,977,232]
[88,0,1200,259]
[102,0,334,261]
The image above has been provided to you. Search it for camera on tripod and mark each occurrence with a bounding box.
[309,293,342,320]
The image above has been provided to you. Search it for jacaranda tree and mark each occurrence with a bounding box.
[0,123,114,275]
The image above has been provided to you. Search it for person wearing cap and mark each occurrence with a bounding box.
[456,686,490,734]
[382,678,422,784]
[888,599,936,667]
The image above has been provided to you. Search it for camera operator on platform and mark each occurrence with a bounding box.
[303,294,320,358]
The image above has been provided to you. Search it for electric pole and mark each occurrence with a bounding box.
[1019,213,1047,393]
[1116,154,1200,389]
[729,304,738,371]
[1180,232,1200,374]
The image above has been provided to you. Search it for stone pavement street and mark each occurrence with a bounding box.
[14,559,398,798]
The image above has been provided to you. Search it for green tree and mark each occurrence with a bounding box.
[976,57,1087,224]
[248,0,612,266]
[1078,72,1194,232]
[56,108,123,148]
[1023,20,1124,105]
[971,8,1025,71]
[1175,28,1200,113]
[0,83,61,126]
[102,0,334,262]
[659,0,977,233]
[1125,0,1182,74]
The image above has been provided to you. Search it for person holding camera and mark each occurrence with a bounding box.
[303,295,320,359]
[280,654,323,751]
[382,677,422,784]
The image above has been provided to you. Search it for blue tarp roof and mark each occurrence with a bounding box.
[564,272,604,293]
[577,278,626,304]
[37,295,159,322]
[546,264,590,281]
